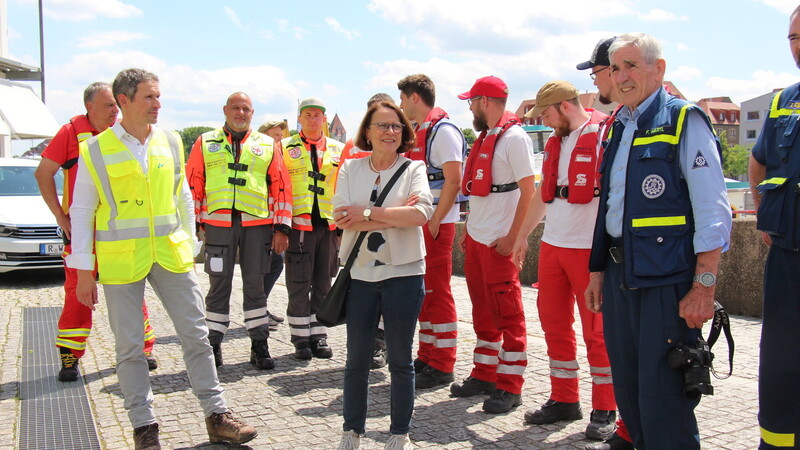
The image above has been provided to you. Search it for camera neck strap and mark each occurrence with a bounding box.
[707,301,734,379]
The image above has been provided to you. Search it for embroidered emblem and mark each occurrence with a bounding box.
[208,143,221,153]
[641,174,665,199]
[692,150,709,169]
[251,145,264,156]
[289,147,302,159]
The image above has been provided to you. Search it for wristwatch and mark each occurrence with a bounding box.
[692,272,717,287]
[363,208,372,222]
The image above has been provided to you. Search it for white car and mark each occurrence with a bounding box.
[0,157,64,273]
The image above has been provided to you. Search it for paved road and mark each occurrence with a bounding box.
[0,266,760,449]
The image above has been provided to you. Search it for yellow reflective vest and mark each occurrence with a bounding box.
[281,134,344,229]
[200,129,274,220]
[80,127,194,285]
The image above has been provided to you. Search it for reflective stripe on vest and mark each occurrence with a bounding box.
[768,88,800,118]
[632,103,695,146]
[282,134,343,221]
[757,177,788,188]
[200,129,273,220]
[82,129,192,284]
[631,215,687,228]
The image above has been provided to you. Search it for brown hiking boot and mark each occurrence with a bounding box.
[133,423,161,450]
[205,411,257,444]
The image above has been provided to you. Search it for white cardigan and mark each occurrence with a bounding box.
[333,156,433,279]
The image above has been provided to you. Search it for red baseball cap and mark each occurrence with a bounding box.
[458,76,509,100]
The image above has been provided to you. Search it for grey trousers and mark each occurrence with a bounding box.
[103,263,227,428]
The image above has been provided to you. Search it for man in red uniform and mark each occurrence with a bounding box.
[186,92,292,370]
[451,76,536,413]
[515,80,617,441]
[35,81,157,382]
[397,74,465,389]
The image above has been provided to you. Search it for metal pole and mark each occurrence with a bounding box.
[38,0,45,103]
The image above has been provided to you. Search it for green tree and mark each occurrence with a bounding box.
[718,131,751,178]
[462,128,477,146]
[178,126,214,158]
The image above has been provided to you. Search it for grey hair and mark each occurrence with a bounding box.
[367,92,394,108]
[112,68,159,107]
[83,82,111,105]
[608,33,663,66]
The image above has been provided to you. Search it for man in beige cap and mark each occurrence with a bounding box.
[281,98,345,360]
[259,120,288,150]
[514,81,617,441]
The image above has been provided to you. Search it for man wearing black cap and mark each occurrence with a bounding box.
[282,98,345,360]
[449,76,536,414]
[577,37,618,106]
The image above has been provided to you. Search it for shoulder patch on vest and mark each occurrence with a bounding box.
[208,143,221,153]
[251,145,264,156]
[692,150,709,170]
[641,174,665,199]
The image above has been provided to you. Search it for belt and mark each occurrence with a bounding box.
[491,182,518,193]
[608,235,623,264]
[554,185,601,199]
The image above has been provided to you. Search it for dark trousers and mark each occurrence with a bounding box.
[285,226,338,346]
[759,245,800,449]
[263,251,284,305]
[203,217,273,344]
[602,258,700,450]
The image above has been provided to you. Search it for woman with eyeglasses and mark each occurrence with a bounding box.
[332,101,433,450]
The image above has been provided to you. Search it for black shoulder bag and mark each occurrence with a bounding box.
[317,160,412,327]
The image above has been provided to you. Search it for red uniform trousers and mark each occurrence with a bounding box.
[537,242,615,410]
[416,222,457,373]
[464,234,527,394]
[56,243,155,358]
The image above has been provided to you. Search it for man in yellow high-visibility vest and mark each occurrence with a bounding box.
[67,68,257,449]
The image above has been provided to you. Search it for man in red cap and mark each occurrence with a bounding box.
[450,76,536,414]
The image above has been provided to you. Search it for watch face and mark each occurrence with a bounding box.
[698,272,716,286]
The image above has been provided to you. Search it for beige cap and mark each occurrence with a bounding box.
[524,80,580,118]
[258,120,287,133]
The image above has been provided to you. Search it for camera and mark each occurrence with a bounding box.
[667,337,714,398]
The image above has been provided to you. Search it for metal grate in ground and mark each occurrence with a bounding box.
[18,307,101,450]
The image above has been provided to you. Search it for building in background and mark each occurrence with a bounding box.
[740,89,781,148]
[697,97,740,146]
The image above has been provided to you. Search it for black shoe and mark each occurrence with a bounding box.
[524,399,582,424]
[58,347,79,382]
[482,389,522,413]
[585,409,617,440]
[310,338,333,358]
[413,358,428,374]
[133,422,161,450]
[145,352,158,371]
[211,343,223,368]
[450,376,496,397]
[583,433,634,450]
[249,340,275,370]
[415,365,455,389]
[267,310,285,323]
[294,344,313,360]
[371,347,387,369]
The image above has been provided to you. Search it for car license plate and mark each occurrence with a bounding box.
[40,243,64,256]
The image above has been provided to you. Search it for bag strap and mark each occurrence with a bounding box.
[340,160,413,272]
[708,301,734,379]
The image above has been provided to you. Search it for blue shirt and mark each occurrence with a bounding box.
[605,88,731,253]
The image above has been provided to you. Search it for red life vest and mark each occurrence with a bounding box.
[461,111,520,197]
[406,107,448,164]
[540,109,607,204]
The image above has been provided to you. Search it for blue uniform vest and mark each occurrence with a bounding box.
[589,89,718,288]
[754,83,800,250]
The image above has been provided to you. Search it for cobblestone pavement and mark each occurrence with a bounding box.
[1,266,760,449]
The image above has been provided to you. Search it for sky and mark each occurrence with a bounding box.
[5,0,800,153]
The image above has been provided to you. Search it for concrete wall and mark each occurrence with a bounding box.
[452,217,767,318]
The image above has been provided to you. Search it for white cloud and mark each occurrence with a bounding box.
[224,6,250,32]
[36,0,143,21]
[276,19,289,32]
[638,9,688,22]
[756,0,797,14]
[668,65,702,82]
[675,43,691,52]
[706,70,800,104]
[325,17,360,41]
[75,31,147,49]
[293,26,309,40]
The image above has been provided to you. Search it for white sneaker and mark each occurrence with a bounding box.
[338,430,361,449]
[384,433,412,450]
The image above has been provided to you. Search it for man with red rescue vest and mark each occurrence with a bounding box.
[35,81,157,382]
[451,76,536,414]
[282,98,345,360]
[513,80,617,441]
[186,92,292,370]
[397,74,466,389]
